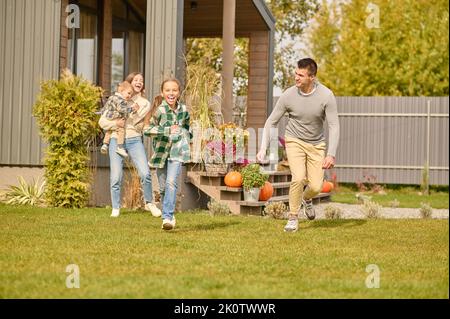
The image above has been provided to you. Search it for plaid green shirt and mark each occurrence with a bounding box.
[144,100,192,168]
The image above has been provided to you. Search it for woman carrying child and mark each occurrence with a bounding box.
[99,72,161,218]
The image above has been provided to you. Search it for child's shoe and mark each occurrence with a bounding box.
[162,217,176,230]
[116,146,128,158]
[100,144,109,154]
[111,208,120,217]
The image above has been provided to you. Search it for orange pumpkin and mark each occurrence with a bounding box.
[224,171,243,187]
[259,181,274,201]
[321,181,334,193]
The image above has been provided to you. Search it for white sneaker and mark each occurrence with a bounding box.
[116,147,128,158]
[111,208,120,217]
[100,144,108,154]
[145,202,162,217]
[284,216,298,232]
[162,217,176,230]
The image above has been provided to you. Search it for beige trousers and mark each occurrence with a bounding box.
[285,136,326,214]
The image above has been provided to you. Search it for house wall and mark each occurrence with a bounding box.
[0,0,60,166]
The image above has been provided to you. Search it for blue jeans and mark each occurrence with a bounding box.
[156,160,182,220]
[109,137,153,209]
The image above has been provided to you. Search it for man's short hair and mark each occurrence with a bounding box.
[297,58,318,76]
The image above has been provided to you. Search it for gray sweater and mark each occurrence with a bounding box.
[261,81,340,157]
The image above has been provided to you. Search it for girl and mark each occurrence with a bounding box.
[144,78,191,230]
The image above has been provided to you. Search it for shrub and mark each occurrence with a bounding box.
[207,199,231,216]
[4,176,46,207]
[263,201,288,219]
[361,200,382,219]
[419,202,433,219]
[33,69,102,208]
[324,205,342,219]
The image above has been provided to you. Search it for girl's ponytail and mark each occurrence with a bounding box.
[144,95,163,126]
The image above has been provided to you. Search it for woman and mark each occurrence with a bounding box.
[99,72,161,218]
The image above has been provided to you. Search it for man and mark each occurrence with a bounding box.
[257,58,339,232]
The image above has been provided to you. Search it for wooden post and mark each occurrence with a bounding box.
[98,0,112,96]
[222,0,235,124]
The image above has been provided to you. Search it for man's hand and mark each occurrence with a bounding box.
[256,149,266,163]
[116,118,125,128]
[322,155,335,169]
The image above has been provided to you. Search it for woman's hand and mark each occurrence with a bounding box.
[131,103,140,113]
[116,118,126,128]
[170,125,180,134]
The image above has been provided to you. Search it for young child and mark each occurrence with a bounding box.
[100,81,138,157]
[144,78,191,231]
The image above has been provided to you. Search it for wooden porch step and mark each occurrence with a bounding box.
[236,195,290,207]
[217,181,291,193]
[195,170,292,177]
[236,192,332,207]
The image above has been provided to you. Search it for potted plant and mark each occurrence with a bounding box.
[241,163,268,202]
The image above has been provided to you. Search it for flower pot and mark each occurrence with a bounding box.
[243,188,261,202]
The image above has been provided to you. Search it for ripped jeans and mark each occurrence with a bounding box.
[156,159,182,220]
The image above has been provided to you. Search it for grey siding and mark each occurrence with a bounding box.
[0,0,61,166]
[275,96,449,185]
[145,0,181,99]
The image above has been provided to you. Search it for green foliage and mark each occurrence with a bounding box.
[185,1,319,93]
[32,69,103,208]
[266,0,319,90]
[306,0,449,96]
[4,176,46,207]
[241,164,268,190]
[185,38,249,95]
[263,201,288,219]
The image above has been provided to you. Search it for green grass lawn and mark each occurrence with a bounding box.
[331,184,449,209]
[0,203,448,299]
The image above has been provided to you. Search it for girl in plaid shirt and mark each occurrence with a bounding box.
[144,78,191,231]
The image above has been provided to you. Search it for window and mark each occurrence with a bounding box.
[111,0,146,92]
[67,0,99,84]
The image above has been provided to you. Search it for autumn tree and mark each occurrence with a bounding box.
[184,0,319,95]
[305,0,449,96]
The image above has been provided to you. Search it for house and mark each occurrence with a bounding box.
[0,0,275,207]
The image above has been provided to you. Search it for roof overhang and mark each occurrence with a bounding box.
[183,0,275,38]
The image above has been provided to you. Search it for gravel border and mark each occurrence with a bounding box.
[297,202,449,220]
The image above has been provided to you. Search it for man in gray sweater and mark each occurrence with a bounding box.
[257,58,340,232]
